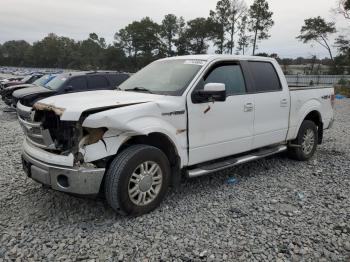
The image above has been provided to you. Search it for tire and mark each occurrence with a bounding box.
[288,120,318,161]
[104,145,170,216]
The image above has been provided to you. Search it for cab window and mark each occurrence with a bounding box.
[197,64,246,96]
[66,76,87,91]
[248,61,281,92]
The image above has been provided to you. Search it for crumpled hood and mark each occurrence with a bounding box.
[6,83,34,91]
[0,83,33,96]
[35,90,183,121]
[13,85,53,99]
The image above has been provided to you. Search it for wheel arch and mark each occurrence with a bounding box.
[111,132,182,187]
[298,110,323,144]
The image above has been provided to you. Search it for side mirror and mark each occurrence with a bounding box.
[192,83,226,103]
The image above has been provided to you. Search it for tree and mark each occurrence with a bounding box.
[174,17,190,55]
[161,14,179,56]
[248,0,274,55]
[209,0,247,54]
[1,40,31,66]
[103,44,127,71]
[115,17,164,69]
[89,33,107,48]
[334,36,350,73]
[31,34,64,67]
[297,17,336,63]
[226,0,247,54]
[186,18,214,54]
[237,15,251,55]
[209,0,231,54]
[78,33,106,69]
[335,0,350,19]
[115,27,134,57]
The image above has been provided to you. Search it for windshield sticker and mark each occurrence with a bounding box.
[184,60,206,66]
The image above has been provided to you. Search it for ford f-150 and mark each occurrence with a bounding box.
[17,55,334,215]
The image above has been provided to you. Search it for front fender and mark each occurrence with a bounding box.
[80,102,188,166]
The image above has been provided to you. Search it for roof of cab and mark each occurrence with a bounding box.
[161,54,276,63]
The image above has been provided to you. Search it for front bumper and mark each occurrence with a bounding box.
[22,144,106,195]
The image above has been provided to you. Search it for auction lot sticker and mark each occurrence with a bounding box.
[184,60,206,66]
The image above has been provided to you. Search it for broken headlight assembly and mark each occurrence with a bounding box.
[79,127,107,147]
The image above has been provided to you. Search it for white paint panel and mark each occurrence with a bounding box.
[23,139,74,167]
[251,91,290,149]
[188,95,254,165]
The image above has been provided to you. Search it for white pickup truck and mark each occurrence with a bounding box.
[18,55,334,215]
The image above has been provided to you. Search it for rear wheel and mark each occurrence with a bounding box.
[104,145,170,216]
[288,120,318,161]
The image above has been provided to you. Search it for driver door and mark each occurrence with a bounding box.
[187,62,255,165]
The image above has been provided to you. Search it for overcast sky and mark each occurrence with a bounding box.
[0,0,348,58]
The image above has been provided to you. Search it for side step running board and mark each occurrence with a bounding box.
[187,145,287,178]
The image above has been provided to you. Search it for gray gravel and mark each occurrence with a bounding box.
[0,99,349,261]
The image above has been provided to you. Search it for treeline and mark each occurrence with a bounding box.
[0,0,349,73]
[0,0,274,72]
[0,33,130,71]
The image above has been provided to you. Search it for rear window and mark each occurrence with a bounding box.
[108,74,130,87]
[67,76,88,90]
[87,75,109,89]
[248,62,281,92]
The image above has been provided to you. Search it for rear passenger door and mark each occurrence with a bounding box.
[64,76,88,92]
[246,61,290,149]
[87,75,110,90]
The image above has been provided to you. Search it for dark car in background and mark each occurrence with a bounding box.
[13,71,130,109]
[1,74,56,106]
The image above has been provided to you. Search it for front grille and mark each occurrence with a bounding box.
[17,103,56,150]
[17,102,80,154]
[18,116,56,150]
[17,102,33,122]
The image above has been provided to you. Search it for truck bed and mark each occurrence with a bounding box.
[287,86,334,141]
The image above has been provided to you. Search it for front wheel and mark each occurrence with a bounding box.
[288,120,318,161]
[104,145,170,216]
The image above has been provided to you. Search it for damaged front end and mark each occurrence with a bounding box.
[20,102,114,166]
[19,102,110,195]
[20,103,81,156]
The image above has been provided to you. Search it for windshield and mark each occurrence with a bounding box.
[33,75,52,86]
[21,75,32,82]
[119,59,205,95]
[45,75,67,90]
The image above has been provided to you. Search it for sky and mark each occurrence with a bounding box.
[0,0,349,58]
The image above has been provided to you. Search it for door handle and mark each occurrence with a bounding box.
[280,99,288,107]
[244,103,254,112]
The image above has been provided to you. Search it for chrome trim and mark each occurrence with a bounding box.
[23,139,74,167]
[18,116,41,128]
[18,111,57,150]
[188,145,287,178]
[16,101,32,113]
[22,151,106,195]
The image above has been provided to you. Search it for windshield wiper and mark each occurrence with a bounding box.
[125,87,153,94]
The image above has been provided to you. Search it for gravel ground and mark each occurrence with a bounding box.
[0,99,349,262]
